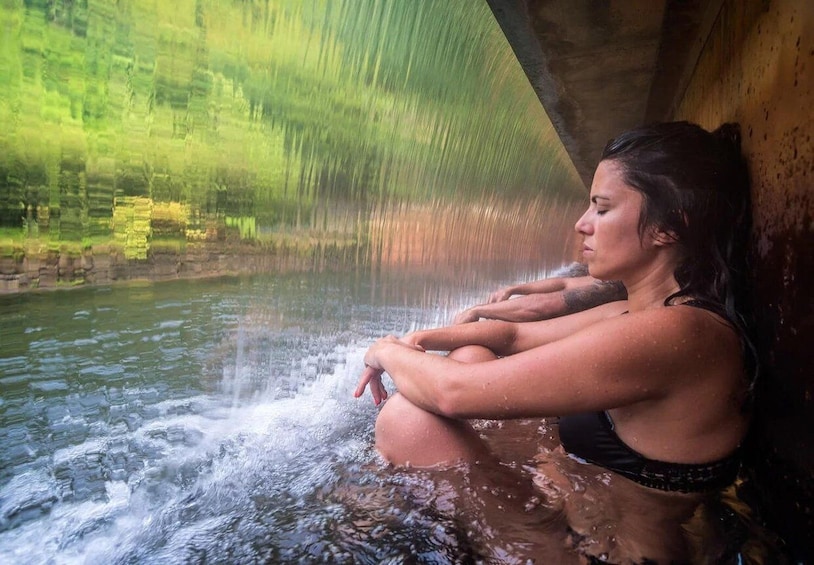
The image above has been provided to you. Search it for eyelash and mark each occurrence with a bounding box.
[590,198,608,215]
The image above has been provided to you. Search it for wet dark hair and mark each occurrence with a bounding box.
[601,121,757,390]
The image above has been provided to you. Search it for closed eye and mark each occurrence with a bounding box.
[591,195,610,216]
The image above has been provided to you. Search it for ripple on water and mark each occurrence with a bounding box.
[0,275,786,563]
[29,380,70,393]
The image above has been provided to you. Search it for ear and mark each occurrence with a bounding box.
[648,226,679,247]
[650,209,686,247]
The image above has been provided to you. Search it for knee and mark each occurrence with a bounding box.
[374,393,425,460]
[374,393,489,467]
[375,393,454,465]
[448,344,498,364]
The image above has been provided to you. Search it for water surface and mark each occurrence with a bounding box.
[0,270,518,562]
[0,271,783,564]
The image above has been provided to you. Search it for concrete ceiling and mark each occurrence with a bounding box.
[486,0,723,187]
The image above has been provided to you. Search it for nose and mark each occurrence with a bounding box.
[575,208,593,235]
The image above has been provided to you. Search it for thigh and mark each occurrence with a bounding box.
[374,344,499,466]
[375,392,494,467]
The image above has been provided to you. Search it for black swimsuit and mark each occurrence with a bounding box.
[558,300,742,493]
[558,411,741,492]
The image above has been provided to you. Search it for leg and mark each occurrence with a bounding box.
[374,345,572,561]
[374,345,497,467]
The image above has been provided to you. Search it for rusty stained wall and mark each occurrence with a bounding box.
[674,0,813,556]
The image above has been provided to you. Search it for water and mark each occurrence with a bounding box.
[0,272,786,564]
[0,0,789,561]
[0,0,584,290]
[0,270,532,563]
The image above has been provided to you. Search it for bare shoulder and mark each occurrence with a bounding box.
[633,304,738,344]
[572,305,741,377]
[481,301,743,416]
[585,304,739,351]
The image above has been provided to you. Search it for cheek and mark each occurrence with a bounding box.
[596,218,642,253]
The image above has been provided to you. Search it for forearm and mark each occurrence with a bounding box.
[489,278,567,303]
[406,320,517,356]
[503,274,598,295]
[377,344,453,414]
[509,278,568,296]
[376,342,496,418]
[463,293,568,323]
[563,280,627,313]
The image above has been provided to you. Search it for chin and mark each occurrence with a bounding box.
[587,263,614,281]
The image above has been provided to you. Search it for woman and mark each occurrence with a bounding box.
[354,121,756,495]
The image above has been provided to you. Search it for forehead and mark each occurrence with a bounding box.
[590,160,638,199]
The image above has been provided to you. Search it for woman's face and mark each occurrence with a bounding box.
[574,160,658,281]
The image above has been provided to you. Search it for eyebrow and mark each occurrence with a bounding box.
[591,195,611,203]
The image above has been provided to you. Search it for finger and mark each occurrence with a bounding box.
[372,378,386,405]
[368,373,380,404]
[362,371,384,405]
[354,367,376,398]
[353,377,368,398]
[354,365,384,398]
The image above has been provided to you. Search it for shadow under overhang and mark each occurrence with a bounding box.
[486,0,725,187]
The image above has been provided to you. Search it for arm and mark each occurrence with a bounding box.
[453,276,626,324]
[363,308,713,420]
[413,300,628,355]
[453,292,568,324]
[355,300,627,405]
[486,277,575,303]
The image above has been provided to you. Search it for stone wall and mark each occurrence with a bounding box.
[0,243,358,293]
[674,0,813,557]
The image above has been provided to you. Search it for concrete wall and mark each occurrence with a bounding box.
[674,0,813,557]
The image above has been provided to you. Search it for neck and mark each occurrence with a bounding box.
[623,261,682,312]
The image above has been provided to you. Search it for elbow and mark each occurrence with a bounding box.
[498,322,521,355]
[432,374,470,419]
[435,395,467,420]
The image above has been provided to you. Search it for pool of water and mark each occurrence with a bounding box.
[0,272,784,564]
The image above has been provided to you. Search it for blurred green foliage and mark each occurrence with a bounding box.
[0,0,581,261]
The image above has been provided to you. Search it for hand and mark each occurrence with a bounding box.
[354,364,388,406]
[488,287,515,303]
[400,331,426,348]
[453,307,480,324]
[353,335,425,405]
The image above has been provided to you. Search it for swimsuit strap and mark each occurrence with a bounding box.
[675,298,733,324]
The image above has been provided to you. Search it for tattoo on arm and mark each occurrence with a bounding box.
[563,280,627,314]
[554,262,589,278]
